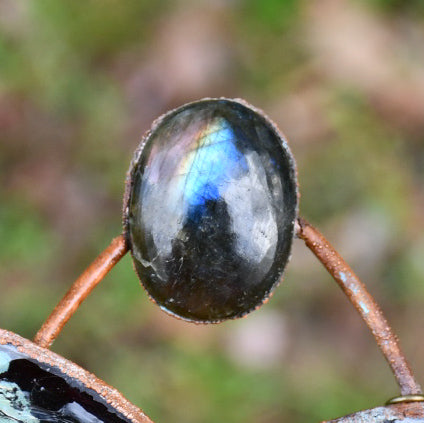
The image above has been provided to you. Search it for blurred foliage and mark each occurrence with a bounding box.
[0,196,53,265]
[1,0,424,422]
[240,0,299,33]
[301,91,411,224]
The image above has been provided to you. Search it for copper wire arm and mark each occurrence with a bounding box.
[296,217,422,396]
[34,235,129,349]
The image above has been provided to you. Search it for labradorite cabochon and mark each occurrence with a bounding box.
[124,98,298,322]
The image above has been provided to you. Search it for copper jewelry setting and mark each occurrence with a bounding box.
[1,98,423,422]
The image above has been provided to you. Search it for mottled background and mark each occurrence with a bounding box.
[1,1,424,422]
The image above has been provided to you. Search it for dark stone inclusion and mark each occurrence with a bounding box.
[0,344,131,423]
[126,99,298,322]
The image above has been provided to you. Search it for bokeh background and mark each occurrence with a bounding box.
[1,1,424,422]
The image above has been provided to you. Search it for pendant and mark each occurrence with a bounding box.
[2,98,423,423]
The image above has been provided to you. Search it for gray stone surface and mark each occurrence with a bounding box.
[126,99,298,322]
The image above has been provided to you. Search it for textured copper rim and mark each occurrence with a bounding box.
[0,328,153,423]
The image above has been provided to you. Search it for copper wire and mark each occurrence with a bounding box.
[34,235,128,349]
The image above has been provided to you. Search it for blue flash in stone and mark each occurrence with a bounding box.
[183,118,247,209]
[124,98,298,322]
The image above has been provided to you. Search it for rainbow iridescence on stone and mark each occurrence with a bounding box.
[125,99,298,322]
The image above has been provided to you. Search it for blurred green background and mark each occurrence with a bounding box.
[1,1,424,422]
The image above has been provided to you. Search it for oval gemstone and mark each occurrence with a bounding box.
[124,99,298,322]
